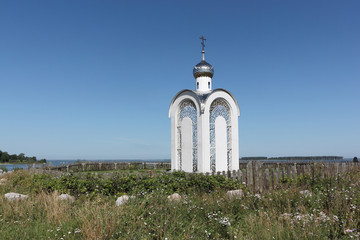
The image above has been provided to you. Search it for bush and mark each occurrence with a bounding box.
[18,171,242,198]
[2,167,360,239]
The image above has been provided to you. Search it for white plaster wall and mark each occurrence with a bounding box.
[196,113,204,172]
[199,106,211,172]
[169,89,240,173]
[231,108,240,171]
[181,117,193,172]
[204,91,240,172]
[169,91,201,171]
[215,117,227,172]
[196,76,212,92]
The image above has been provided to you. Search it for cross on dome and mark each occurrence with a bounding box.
[200,35,206,52]
[193,35,214,79]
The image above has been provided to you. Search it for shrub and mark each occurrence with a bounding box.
[16,171,242,198]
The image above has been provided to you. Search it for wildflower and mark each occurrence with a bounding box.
[219,217,231,226]
[345,229,356,234]
[300,190,312,198]
[282,213,291,219]
[241,204,248,210]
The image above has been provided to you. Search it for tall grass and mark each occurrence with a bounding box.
[0,168,359,239]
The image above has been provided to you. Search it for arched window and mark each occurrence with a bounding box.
[177,100,198,172]
[209,98,231,172]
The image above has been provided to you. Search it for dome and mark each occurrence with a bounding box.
[193,60,214,78]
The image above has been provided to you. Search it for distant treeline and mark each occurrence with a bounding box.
[241,156,343,161]
[0,150,46,163]
[241,157,267,160]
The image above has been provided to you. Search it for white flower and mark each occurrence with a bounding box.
[300,190,312,198]
[219,217,231,226]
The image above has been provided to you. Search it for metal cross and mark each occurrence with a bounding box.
[200,35,206,51]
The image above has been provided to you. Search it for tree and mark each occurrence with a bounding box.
[0,150,45,163]
[18,153,25,161]
[0,152,9,162]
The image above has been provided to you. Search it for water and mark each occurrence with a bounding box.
[0,159,170,171]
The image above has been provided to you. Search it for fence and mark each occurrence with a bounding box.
[49,162,171,172]
[221,161,359,193]
[45,161,360,193]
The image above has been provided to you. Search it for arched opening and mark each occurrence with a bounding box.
[209,98,231,172]
[177,100,198,172]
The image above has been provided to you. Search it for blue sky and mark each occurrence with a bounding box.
[0,0,359,160]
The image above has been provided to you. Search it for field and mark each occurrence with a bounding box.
[0,167,359,239]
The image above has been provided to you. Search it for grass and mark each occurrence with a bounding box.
[0,168,359,239]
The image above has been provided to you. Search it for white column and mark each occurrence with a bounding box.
[170,109,177,171]
[197,114,204,172]
[231,111,239,171]
[201,107,211,173]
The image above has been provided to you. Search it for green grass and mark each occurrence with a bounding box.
[0,168,359,239]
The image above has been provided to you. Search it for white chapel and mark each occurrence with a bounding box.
[169,36,240,173]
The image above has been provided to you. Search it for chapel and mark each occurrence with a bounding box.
[169,36,240,173]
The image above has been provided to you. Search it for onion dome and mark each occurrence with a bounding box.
[193,59,214,78]
[193,36,214,78]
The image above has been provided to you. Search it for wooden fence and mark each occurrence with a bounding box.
[45,161,360,193]
[49,162,171,172]
[223,161,359,193]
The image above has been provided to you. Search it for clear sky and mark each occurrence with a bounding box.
[0,0,359,160]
